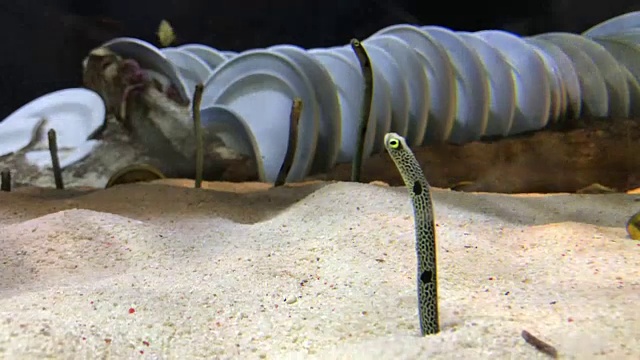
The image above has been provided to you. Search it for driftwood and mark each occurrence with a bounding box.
[315,117,640,194]
[2,46,639,193]
[2,112,639,192]
[0,114,259,189]
[82,47,257,181]
[0,45,258,189]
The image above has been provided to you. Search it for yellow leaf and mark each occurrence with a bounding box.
[626,210,640,240]
[157,19,176,47]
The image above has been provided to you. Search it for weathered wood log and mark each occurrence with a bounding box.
[82,47,258,182]
[0,47,258,189]
[314,118,640,194]
[3,45,639,193]
[3,115,639,192]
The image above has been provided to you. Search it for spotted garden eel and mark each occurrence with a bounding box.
[383,132,440,336]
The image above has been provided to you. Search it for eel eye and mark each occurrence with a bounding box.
[389,138,400,149]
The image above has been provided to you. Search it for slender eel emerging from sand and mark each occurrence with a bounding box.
[383,132,440,336]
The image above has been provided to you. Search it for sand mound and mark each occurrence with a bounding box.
[0,209,165,292]
[0,182,637,359]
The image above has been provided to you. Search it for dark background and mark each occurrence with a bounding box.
[1,0,639,119]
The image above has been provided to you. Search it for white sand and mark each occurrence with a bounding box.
[0,181,638,359]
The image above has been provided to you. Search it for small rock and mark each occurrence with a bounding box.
[369,180,389,187]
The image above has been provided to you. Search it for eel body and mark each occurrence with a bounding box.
[383,132,440,335]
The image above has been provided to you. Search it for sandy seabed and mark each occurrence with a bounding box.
[0,180,638,359]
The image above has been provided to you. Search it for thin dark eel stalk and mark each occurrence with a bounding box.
[350,38,373,183]
[384,132,440,336]
[47,129,64,190]
[275,98,302,187]
[521,330,558,358]
[192,83,204,188]
[1,170,10,192]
